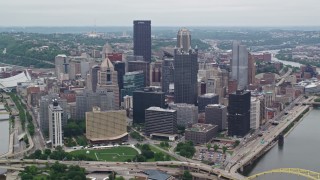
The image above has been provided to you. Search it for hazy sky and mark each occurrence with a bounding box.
[1,0,320,26]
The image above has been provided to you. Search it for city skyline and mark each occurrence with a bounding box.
[1,0,320,26]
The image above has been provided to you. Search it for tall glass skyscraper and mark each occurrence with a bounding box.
[174,28,198,105]
[133,20,151,62]
[231,41,248,90]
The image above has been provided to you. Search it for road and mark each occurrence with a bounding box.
[227,96,313,177]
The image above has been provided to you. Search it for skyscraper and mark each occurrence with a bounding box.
[145,107,177,136]
[97,57,119,109]
[228,90,251,137]
[114,61,126,106]
[133,87,165,124]
[90,65,100,93]
[174,28,198,104]
[161,58,174,94]
[128,61,150,86]
[121,71,145,100]
[133,20,151,62]
[48,100,64,147]
[248,53,256,85]
[231,41,248,90]
[177,28,191,52]
[205,104,227,131]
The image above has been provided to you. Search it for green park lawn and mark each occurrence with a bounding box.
[70,146,139,162]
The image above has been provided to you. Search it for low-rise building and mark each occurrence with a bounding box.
[86,107,128,143]
[185,123,218,144]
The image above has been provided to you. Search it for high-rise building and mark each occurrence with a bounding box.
[198,93,219,113]
[48,100,64,147]
[133,87,165,124]
[228,90,251,137]
[231,41,248,90]
[145,107,177,136]
[161,58,174,94]
[150,60,162,86]
[39,94,68,135]
[86,107,128,143]
[169,103,198,127]
[75,90,114,120]
[90,65,100,93]
[248,53,256,85]
[114,61,126,106]
[121,71,144,100]
[177,28,191,52]
[128,61,150,87]
[205,104,227,131]
[174,28,198,104]
[55,54,69,81]
[97,57,119,109]
[133,20,151,62]
[250,97,260,130]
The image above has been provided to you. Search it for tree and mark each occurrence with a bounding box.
[154,152,165,161]
[44,149,51,156]
[222,146,228,154]
[206,143,212,151]
[115,176,125,180]
[182,170,192,180]
[213,144,219,152]
[34,149,42,159]
[234,140,240,148]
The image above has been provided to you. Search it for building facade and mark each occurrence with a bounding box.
[133,20,151,62]
[250,97,261,130]
[174,28,198,104]
[86,107,127,143]
[198,93,219,113]
[132,87,165,124]
[185,123,218,144]
[205,104,227,131]
[161,58,174,94]
[145,107,177,136]
[121,71,145,100]
[48,101,64,147]
[231,41,248,90]
[228,90,251,137]
[169,103,198,127]
[128,61,150,87]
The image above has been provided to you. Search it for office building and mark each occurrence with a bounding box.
[231,41,248,90]
[133,20,151,62]
[248,53,256,85]
[150,60,162,86]
[161,58,174,94]
[114,61,125,90]
[55,54,69,81]
[174,28,198,104]
[185,123,218,144]
[39,95,68,135]
[250,97,261,130]
[133,87,165,124]
[205,104,227,131]
[169,103,198,127]
[121,71,144,99]
[90,65,100,92]
[48,101,64,147]
[75,90,114,120]
[97,57,119,109]
[86,107,128,143]
[145,107,177,136]
[228,90,251,137]
[198,93,219,113]
[128,61,150,87]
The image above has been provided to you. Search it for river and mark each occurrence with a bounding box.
[245,109,320,179]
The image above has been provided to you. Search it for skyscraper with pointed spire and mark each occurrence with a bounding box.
[174,28,198,104]
[97,57,119,109]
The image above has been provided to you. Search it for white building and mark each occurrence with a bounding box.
[49,101,64,147]
[250,97,261,130]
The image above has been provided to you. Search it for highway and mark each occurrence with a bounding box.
[227,97,312,177]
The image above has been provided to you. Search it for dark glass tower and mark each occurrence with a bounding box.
[174,28,198,104]
[132,87,165,124]
[133,20,151,62]
[228,90,251,137]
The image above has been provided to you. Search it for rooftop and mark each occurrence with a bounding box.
[199,93,217,98]
[147,107,176,113]
[186,123,217,132]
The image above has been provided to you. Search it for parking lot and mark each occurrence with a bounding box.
[193,148,226,166]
